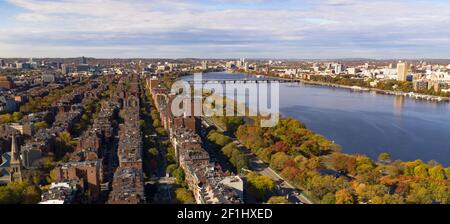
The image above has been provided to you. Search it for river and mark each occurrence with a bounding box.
[182,72,450,166]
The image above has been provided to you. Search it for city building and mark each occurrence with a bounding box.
[397,61,409,81]
[0,76,14,89]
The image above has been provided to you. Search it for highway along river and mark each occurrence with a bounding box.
[182,72,450,165]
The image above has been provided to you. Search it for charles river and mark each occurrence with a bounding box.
[182,72,450,166]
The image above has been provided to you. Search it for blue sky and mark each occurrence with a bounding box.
[1,0,450,59]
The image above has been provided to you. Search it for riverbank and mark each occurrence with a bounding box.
[234,71,450,103]
[300,79,450,103]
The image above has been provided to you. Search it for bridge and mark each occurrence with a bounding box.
[186,79,300,85]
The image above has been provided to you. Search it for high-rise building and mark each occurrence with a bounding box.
[0,59,5,67]
[397,61,408,81]
[333,63,344,74]
[61,64,71,74]
[201,60,208,70]
[81,56,87,64]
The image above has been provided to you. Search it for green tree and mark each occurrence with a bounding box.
[12,112,23,122]
[246,172,276,201]
[208,131,232,147]
[153,119,161,128]
[34,121,49,130]
[406,184,433,204]
[414,165,429,178]
[378,152,391,163]
[428,166,446,180]
[172,167,185,185]
[356,156,376,174]
[0,114,13,124]
[175,188,195,204]
[270,152,289,171]
[267,196,290,204]
[321,192,336,204]
[0,182,41,204]
[444,167,450,179]
[148,147,159,157]
[166,164,178,176]
[335,189,355,204]
[299,140,321,157]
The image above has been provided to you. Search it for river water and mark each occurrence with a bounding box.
[182,72,450,165]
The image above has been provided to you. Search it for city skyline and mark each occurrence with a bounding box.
[1,0,450,59]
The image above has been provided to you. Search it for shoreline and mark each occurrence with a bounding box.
[226,70,450,103]
[299,79,450,103]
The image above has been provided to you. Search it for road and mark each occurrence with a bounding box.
[235,140,313,204]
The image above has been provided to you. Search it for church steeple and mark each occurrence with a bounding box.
[10,132,20,163]
[9,132,22,182]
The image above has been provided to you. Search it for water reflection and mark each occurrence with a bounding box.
[393,95,404,119]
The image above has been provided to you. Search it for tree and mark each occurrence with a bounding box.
[208,132,232,147]
[433,185,450,204]
[55,131,75,160]
[257,148,273,163]
[175,188,195,204]
[378,152,391,163]
[428,166,446,180]
[12,112,23,122]
[414,165,429,178]
[406,184,433,204]
[34,121,49,130]
[148,147,159,157]
[230,149,248,172]
[330,153,356,174]
[370,194,405,204]
[445,167,450,180]
[0,114,13,124]
[166,164,178,176]
[246,172,276,201]
[172,167,185,185]
[321,193,336,204]
[299,140,321,157]
[153,119,161,128]
[335,189,355,204]
[221,143,237,158]
[403,160,424,176]
[355,183,386,203]
[0,182,41,204]
[267,196,290,204]
[356,156,376,174]
[270,141,289,153]
[270,152,289,171]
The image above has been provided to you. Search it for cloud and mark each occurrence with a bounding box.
[1,0,450,58]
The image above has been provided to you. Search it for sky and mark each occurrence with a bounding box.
[1,0,450,59]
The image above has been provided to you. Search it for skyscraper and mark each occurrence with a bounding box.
[333,63,344,74]
[202,60,208,70]
[81,56,87,64]
[61,64,70,74]
[397,61,408,81]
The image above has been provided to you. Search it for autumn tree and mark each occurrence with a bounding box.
[267,196,290,204]
[246,172,276,201]
[378,152,391,163]
[428,166,446,180]
[335,189,355,204]
[270,152,289,171]
[175,188,195,204]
